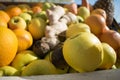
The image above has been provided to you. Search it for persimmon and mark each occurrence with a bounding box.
[99,30,120,50]
[64,2,78,14]
[85,14,108,36]
[6,6,22,18]
[91,8,107,20]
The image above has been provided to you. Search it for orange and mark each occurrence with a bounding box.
[99,30,120,50]
[0,10,10,23]
[0,19,8,28]
[6,6,22,18]
[91,8,107,20]
[32,5,42,13]
[85,14,108,36]
[13,29,33,52]
[0,27,18,67]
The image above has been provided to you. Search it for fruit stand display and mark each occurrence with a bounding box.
[0,0,120,80]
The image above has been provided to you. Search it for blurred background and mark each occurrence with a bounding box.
[0,0,119,23]
[74,0,120,23]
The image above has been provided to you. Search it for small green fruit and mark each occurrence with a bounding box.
[11,50,38,70]
[21,60,57,76]
[19,12,32,24]
[78,6,90,20]
[0,66,20,76]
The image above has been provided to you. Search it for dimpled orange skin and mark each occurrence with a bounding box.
[0,27,18,66]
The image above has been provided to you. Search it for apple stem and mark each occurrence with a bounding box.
[14,19,19,23]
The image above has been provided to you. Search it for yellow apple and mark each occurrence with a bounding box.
[28,17,46,40]
[8,16,27,30]
[63,32,103,72]
[99,43,117,69]
[77,6,90,20]
[66,23,91,38]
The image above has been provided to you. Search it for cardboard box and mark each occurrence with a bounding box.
[0,2,120,80]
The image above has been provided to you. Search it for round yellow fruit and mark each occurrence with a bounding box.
[66,23,90,38]
[99,43,117,69]
[77,6,90,20]
[63,32,103,72]
[28,17,46,40]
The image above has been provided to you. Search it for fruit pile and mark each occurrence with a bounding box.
[0,0,119,76]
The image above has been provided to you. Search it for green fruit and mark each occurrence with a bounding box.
[0,66,20,76]
[19,12,32,24]
[63,32,103,72]
[66,23,91,38]
[42,2,54,11]
[21,60,57,76]
[33,11,47,21]
[78,6,90,20]
[11,50,38,70]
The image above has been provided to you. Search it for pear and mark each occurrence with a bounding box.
[63,32,103,72]
[21,60,57,76]
[11,50,38,71]
[0,66,20,76]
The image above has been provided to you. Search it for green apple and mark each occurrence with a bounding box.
[63,32,103,72]
[77,6,90,20]
[8,16,27,30]
[28,17,46,40]
[0,66,20,76]
[66,23,91,38]
[11,50,38,71]
[21,59,57,76]
[42,2,55,11]
[19,12,32,24]
[33,11,47,21]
